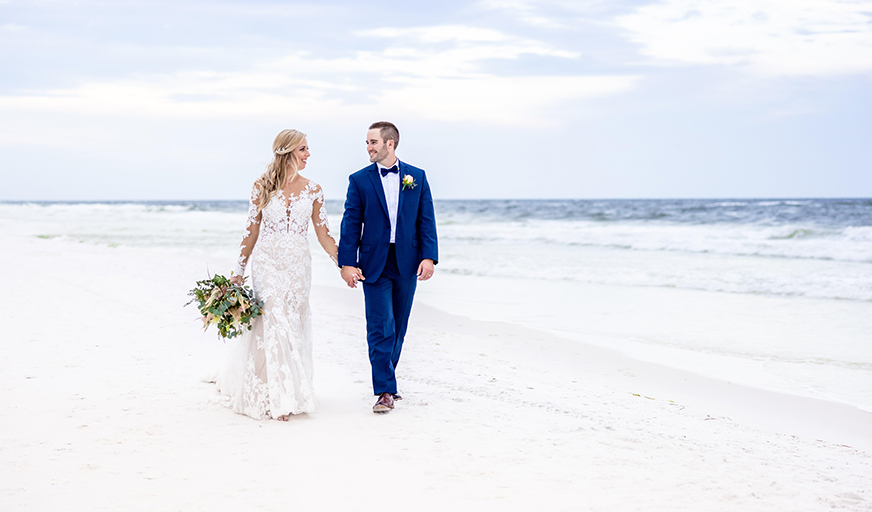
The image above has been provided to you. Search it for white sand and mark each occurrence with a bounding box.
[2,233,871,511]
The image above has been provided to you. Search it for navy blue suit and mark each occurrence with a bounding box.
[339,161,438,395]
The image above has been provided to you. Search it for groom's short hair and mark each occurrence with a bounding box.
[369,121,399,150]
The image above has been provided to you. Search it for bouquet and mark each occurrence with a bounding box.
[186,273,263,339]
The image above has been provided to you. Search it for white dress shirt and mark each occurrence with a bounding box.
[377,159,400,243]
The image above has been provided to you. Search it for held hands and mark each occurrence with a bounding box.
[341,266,365,288]
[417,259,435,281]
[340,260,432,287]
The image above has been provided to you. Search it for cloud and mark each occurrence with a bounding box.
[378,74,639,125]
[615,0,872,76]
[0,67,353,119]
[473,0,625,29]
[354,24,579,62]
[0,24,638,126]
[474,0,572,28]
[1,23,27,33]
[359,25,513,43]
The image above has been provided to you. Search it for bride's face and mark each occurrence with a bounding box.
[293,139,310,170]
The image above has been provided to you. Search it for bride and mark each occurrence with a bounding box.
[217,129,338,421]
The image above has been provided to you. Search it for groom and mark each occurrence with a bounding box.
[339,121,438,413]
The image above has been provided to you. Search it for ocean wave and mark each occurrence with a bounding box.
[440,219,872,264]
[845,226,872,241]
[756,200,808,207]
[433,198,872,227]
[709,201,748,207]
[436,248,872,302]
[0,200,249,214]
[768,228,821,240]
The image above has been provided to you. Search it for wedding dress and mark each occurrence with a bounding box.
[216,180,336,419]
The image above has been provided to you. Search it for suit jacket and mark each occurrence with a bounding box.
[339,161,438,283]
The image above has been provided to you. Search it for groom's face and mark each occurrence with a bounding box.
[366,128,392,164]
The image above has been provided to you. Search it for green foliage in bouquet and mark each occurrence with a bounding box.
[186,273,263,339]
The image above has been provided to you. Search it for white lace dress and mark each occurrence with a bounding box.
[216,180,337,419]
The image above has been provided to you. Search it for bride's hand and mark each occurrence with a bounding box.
[340,266,364,288]
[229,275,244,286]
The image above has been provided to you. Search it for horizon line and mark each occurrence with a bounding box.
[2,196,872,203]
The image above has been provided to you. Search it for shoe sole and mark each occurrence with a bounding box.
[373,405,392,413]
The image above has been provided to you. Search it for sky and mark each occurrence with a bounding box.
[1,0,871,200]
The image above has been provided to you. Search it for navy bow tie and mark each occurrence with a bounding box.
[380,166,399,177]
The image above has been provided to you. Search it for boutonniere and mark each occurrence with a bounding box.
[402,175,417,191]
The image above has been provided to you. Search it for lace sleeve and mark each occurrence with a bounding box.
[234,183,262,277]
[311,184,338,266]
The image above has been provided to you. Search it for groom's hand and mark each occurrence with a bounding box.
[417,259,435,281]
[341,266,365,288]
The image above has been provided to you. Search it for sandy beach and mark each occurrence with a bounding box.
[1,226,871,511]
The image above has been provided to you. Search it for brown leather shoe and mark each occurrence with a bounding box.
[373,392,395,413]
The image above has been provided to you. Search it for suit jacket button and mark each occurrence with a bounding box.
[384,243,389,247]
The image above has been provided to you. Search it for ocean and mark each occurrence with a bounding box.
[2,198,870,410]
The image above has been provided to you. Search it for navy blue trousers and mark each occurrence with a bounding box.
[362,244,417,395]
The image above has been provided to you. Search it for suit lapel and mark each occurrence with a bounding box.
[367,164,390,219]
[397,160,406,217]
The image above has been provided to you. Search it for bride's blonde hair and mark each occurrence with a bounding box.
[254,129,307,212]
